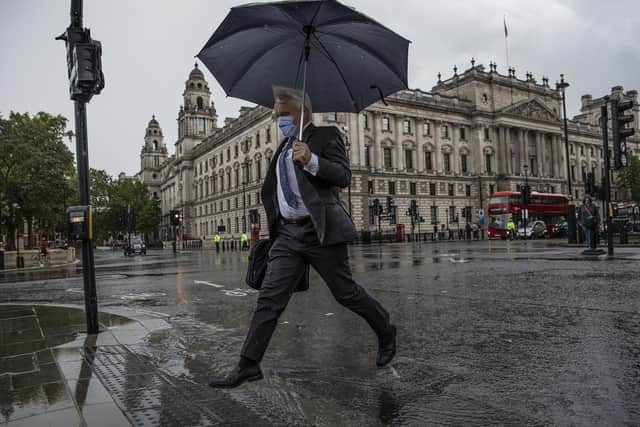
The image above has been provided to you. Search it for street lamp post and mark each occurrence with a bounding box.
[341,126,352,216]
[556,74,577,243]
[242,159,248,233]
[12,203,23,268]
[523,164,529,239]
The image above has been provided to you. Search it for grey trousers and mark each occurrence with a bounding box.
[240,220,391,362]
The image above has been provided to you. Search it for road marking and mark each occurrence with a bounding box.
[194,280,224,288]
[324,313,335,316]
[223,289,247,297]
[389,366,400,378]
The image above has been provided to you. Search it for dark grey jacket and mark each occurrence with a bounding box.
[261,124,357,246]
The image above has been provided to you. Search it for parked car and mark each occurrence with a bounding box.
[551,221,568,238]
[124,238,146,256]
[517,220,547,239]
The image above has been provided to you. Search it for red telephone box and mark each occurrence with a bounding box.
[396,223,405,242]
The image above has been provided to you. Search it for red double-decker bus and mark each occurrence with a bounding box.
[486,191,570,238]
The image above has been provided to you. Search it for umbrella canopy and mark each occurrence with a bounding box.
[197,0,410,113]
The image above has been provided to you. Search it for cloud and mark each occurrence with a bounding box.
[1,0,638,176]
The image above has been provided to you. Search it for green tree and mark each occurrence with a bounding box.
[0,112,75,249]
[616,153,640,203]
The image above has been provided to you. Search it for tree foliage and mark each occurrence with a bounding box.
[616,153,640,203]
[0,112,76,248]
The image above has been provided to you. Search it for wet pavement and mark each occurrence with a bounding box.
[1,240,640,426]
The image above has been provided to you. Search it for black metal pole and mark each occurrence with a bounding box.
[60,0,98,333]
[74,101,99,334]
[601,101,614,256]
[559,75,572,197]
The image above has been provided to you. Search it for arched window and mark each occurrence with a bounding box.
[153,140,158,150]
[197,97,204,109]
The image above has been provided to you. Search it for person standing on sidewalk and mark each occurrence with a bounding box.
[213,232,221,252]
[209,87,396,389]
[578,197,599,249]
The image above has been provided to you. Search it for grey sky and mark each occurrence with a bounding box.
[1,0,639,176]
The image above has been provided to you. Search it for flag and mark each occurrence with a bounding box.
[504,15,508,38]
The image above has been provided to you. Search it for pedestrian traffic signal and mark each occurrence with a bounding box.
[57,28,104,102]
[611,99,635,169]
[386,196,394,211]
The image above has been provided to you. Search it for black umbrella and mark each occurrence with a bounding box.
[197,0,409,138]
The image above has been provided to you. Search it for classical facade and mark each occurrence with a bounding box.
[139,62,640,242]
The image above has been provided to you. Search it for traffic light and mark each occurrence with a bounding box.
[386,196,394,212]
[521,184,531,205]
[611,99,635,169]
[584,172,596,197]
[410,199,418,222]
[170,210,180,226]
[57,28,104,102]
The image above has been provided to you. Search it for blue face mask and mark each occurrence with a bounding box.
[277,115,298,138]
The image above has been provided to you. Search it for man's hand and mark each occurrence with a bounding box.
[292,141,312,165]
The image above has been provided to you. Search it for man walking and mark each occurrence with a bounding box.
[209,87,396,388]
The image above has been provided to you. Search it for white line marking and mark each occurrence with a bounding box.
[389,366,400,378]
[324,313,335,316]
[194,280,224,288]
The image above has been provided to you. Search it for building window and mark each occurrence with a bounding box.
[226,199,230,210]
[485,154,492,173]
[266,128,271,142]
[461,154,468,174]
[197,118,205,134]
[403,119,411,134]
[256,191,261,204]
[448,183,454,196]
[409,182,417,195]
[234,145,239,158]
[465,184,471,197]
[424,122,431,136]
[327,112,337,121]
[429,183,436,196]
[256,160,262,180]
[220,201,224,211]
[484,127,490,141]
[425,152,433,171]
[235,169,239,188]
[363,113,369,129]
[256,133,261,148]
[365,146,371,168]
[570,144,574,155]
[590,146,594,156]
[382,116,391,131]
[442,125,449,139]
[235,197,238,209]
[460,127,466,141]
[489,184,495,195]
[430,206,438,224]
[405,149,413,171]
[226,148,230,162]
[449,206,456,223]
[388,181,396,195]
[383,147,393,169]
[580,145,584,156]
[571,165,576,180]
[368,180,374,194]
[235,217,239,233]
[443,153,451,173]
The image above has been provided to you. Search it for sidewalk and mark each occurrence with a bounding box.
[0,304,172,426]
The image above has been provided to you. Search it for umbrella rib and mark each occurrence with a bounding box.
[315,30,407,86]
[311,34,359,111]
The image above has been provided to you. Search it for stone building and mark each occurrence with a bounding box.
[138,62,639,242]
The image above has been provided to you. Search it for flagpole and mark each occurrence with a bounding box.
[504,14,510,69]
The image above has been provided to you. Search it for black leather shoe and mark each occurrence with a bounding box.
[208,364,263,388]
[376,325,397,367]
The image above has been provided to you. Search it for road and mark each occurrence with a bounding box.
[1,240,639,426]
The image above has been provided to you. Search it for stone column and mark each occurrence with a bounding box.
[395,116,404,172]
[520,129,528,175]
[536,132,544,177]
[504,127,512,175]
[416,130,425,172]
[433,121,441,173]
[373,112,383,171]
